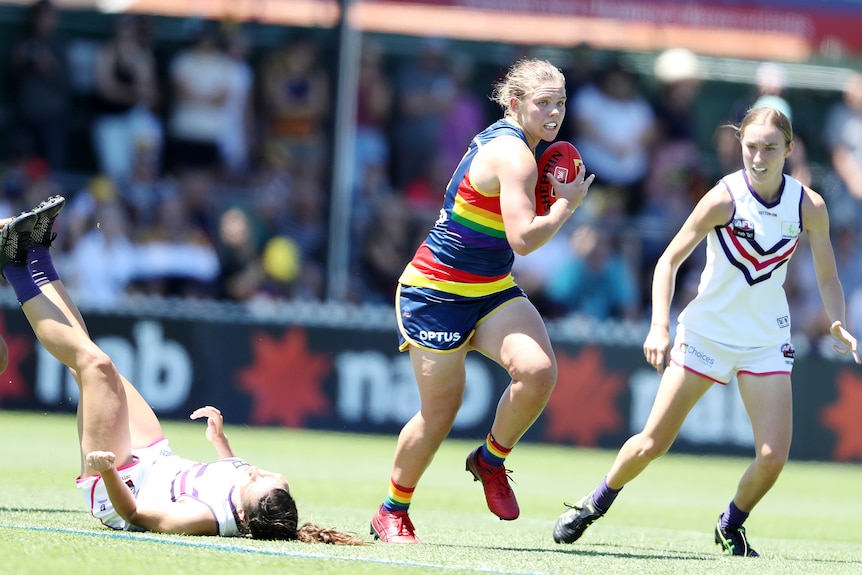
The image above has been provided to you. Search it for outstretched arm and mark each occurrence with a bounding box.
[86,451,218,535]
[804,188,861,363]
[190,406,235,459]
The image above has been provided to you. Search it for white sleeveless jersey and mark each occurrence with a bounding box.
[129,454,247,536]
[678,170,803,346]
[167,457,248,536]
[79,440,248,536]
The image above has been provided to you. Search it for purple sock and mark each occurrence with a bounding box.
[4,263,42,304]
[592,476,622,513]
[720,500,749,531]
[28,245,59,287]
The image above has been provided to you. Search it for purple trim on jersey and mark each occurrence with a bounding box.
[796,181,805,231]
[717,179,736,229]
[742,169,786,208]
[716,233,790,285]
[715,171,798,286]
[228,485,242,532]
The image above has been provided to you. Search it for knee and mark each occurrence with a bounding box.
[420,394,463,426]
[77,343,119,379]
[512,359,557,398]
[755,448,788,479]
[634,434,670,461]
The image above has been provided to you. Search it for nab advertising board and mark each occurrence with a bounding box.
[0,305,860,463]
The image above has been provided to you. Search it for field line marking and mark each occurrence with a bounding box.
[1,524,556,575]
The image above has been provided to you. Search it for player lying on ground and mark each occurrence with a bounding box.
[0,196,365,544]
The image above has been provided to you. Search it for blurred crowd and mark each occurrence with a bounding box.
[3,1,862,352]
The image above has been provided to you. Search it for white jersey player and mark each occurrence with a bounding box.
[554,105,860,557]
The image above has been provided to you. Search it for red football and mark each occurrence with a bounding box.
[534,141,583,216]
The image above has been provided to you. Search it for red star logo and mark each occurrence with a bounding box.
[236,328,331,427]
[543,346,625,446]
[820,368,862,461]
[0,313,34,407]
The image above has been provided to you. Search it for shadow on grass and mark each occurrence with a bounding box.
[436,540,862,567]
[436,540,712,561]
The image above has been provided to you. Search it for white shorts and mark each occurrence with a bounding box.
[669,325,794,385]
[76,438,178,531]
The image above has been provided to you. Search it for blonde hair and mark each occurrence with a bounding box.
[491,58,565,117]
[734,105,793,146]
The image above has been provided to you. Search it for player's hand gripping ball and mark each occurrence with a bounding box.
[535,141,583,216]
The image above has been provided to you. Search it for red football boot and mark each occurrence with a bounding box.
[370,505,421,544]
[465,447,520,520]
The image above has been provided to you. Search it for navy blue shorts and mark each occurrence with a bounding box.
[396,283,527,352]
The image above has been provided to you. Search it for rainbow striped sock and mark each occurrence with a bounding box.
[381,477,414,513]
[478,433,512,468]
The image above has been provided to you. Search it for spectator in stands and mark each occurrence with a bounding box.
[510,223,572,319]
[357,195,416,304]
[438,55,487,175]
[569,59,657,217]
[276,176,327,278]
[401,153,451,224]
[118,132,177,231]
[214,205,265,302]
[131,194,219,298]
[66,198,137,305]
[58,175,120,254]
[389,37,456,189]
[543,223,641,321]
[218,24,256,180]
[91,14,162,183]
[260,34,331,182]
[256,235,310,301]
[639,48,706,310]
[7,0,71,171]
[823,71,862,230]
[165,23,232,175]
[174,168,218,241]
[353,38,392,196]
[559,42,599,144]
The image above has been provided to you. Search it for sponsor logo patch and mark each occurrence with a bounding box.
[781,221,800,239]
[679,343,715,366]
[419,330,462,344]
[732,218,755,239]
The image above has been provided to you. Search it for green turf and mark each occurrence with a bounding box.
[1,411,861,575]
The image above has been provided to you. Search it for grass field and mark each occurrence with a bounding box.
[1,411,861,575]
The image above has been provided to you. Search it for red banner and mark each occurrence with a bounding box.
[363,0,862,54]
